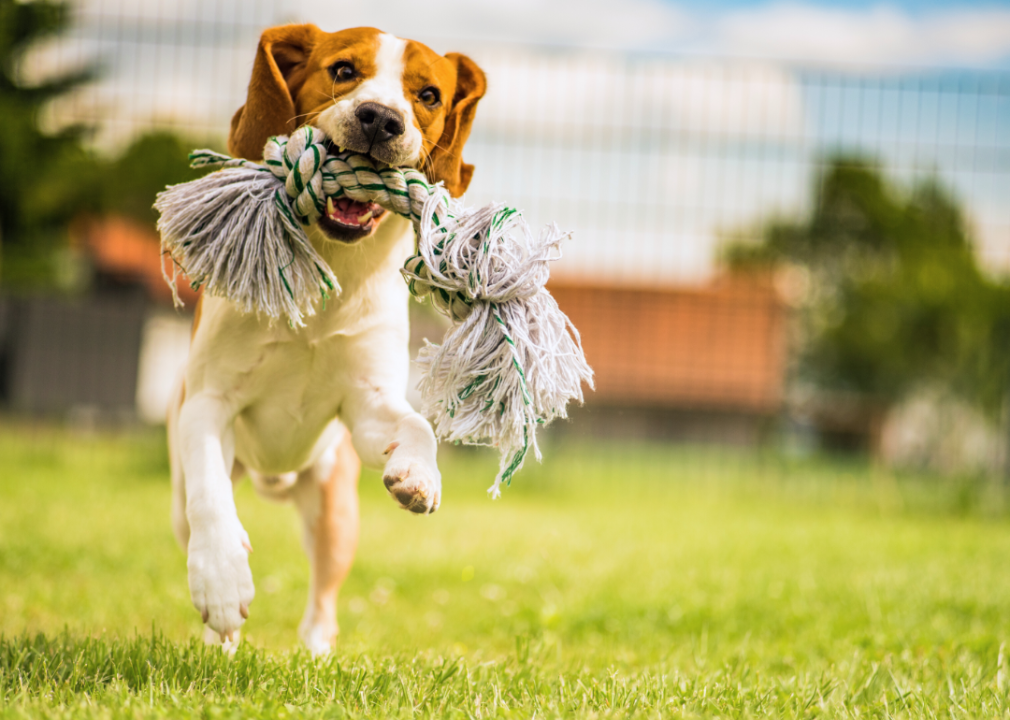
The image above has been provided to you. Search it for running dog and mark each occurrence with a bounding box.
[167,24,486,653]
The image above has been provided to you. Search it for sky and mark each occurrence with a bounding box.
[672,0,1007,9]
[289,0,1010,69]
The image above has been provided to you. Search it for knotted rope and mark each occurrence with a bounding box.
[155,125,593,495]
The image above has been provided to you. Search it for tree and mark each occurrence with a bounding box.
[727,156,1010,420]
[0,0,209,288]
[0,0,100,287]
[98,131,206,228]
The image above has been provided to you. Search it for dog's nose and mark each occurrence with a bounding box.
[355,102,405,144]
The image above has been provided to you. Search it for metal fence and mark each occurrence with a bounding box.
[9,0,1010,472]
[31,1,1010,283]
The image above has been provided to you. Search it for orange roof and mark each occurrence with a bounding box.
[75,215,200,306]
[549,276,787,413]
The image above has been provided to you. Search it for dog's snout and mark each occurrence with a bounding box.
[355,102,405,144]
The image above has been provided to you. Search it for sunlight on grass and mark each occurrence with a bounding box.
[2,424,1010,717]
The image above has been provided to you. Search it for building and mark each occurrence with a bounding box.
[549,277,787,444]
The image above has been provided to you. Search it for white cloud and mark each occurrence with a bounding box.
[472,51,805,141]
[291,0,691,49]
[288,0,1010,69]
[711,3,1010,67]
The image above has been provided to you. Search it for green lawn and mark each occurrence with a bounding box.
[2,424,1010,718]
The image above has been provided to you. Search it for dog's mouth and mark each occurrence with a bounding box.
[316,140,388,243]
[317,197,386,242]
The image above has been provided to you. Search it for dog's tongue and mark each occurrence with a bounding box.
[325,197,381,226]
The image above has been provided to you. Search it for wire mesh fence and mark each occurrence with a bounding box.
[5,0,1010,480]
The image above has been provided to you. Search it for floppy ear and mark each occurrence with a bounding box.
[427,53,487,197]
[228,24,319,161]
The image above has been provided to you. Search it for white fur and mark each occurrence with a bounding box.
[171,189,441,647]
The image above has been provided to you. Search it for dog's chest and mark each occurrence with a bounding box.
[189,216,415,474]
[229,326,358,472]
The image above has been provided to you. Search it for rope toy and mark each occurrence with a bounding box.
[155,125,593,496]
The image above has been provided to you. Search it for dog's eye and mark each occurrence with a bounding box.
[329,61,357,82]
[418,86,441,107]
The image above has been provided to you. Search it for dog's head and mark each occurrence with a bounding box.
[229,25,487,243]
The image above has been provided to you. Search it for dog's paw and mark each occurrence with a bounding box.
[382,445,441,514]
[187,519,255,638]
[203,625,241,654]
[299,614,338,657]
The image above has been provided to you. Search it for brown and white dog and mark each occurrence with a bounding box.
[166,25,486,654]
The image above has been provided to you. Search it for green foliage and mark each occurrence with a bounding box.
[0,0,100,287]
[0,127,206,289]
[4,427,1010,717]
[728,157,1010,415]
[0,0,209,288]
[97,131,207,227]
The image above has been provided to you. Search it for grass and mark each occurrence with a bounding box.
[3,424,1010,717]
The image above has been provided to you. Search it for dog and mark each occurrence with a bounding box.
[166,24,486,654]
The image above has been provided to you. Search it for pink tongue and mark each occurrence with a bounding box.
[329,197,376,224]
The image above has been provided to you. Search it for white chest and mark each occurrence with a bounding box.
[185,215,416,474]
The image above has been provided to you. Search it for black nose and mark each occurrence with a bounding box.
[355,102,405,144]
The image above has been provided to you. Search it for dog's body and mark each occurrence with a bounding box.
[166,25,486,654]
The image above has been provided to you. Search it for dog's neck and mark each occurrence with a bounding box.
[306,214,415,299]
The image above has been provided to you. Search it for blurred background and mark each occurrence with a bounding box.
[2,0,1010,479]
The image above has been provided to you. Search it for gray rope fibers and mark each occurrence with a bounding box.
[155,125,594,495]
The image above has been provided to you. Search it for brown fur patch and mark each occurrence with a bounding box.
[307,432,361,645]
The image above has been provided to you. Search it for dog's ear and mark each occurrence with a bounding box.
[427,53,487,198]
[228,24,319,161]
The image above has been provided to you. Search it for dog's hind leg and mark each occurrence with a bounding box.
[290,428,361,655]
[167,375,189,549]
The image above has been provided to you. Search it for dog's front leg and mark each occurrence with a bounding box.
[344,389,441,514]
[178,393,254,639]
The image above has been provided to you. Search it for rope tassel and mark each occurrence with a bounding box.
[155,126,594,495]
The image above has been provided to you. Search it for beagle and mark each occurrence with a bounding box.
[166,25,486,654]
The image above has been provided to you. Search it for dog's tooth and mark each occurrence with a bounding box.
[326,196,335,217]
[337,146,345,153]
[358,211,372,224]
